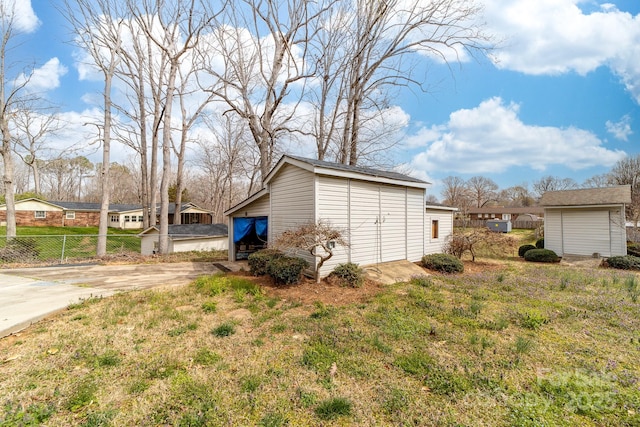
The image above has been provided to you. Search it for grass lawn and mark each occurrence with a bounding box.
[0,226,141,263]
[1,260,639,426]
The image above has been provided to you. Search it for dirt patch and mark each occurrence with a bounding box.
[236,272,387,306]
[460,259,508,275]
[235,260,508,306]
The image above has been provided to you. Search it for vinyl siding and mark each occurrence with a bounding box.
[544,209,563,255]
[270,164,315,267]
[562,210,610,256]
[425,209,454,255]
[317,176,350,276]
[380,185,407,262]
[349,181,381,265]
[610,208,626,256]
[406,189,426,261]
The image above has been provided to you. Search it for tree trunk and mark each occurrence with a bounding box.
[96,69,113,257]
[158,60,178,254]
[1,119,16,238]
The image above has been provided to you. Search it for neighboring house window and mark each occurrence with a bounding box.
[432,220,439,239]
[35,211,46,219]
[491,214,495,218]
[124,216,130,222]
[131,216,138,222]
[138,216,144,222]
[110,215,119,222]
[66,211,76,220]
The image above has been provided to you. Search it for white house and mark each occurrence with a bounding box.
[139,223,228,255]
[224,155,454,277]
[540,185,631,257]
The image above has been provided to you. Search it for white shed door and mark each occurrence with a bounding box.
[562,210,611,256]
[380,186,406,262]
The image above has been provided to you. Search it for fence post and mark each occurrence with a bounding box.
[61,235,67,263]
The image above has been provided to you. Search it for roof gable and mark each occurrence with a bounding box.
[265,155,430,189]
[540,185,632,207]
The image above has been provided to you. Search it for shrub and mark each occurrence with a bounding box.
[248,249,283,276]
[422,253,464,273]
[266,255,308,285]
[523,248,560,263]
[627,243,640,257]
[605,255,640,270]
[0,237,40,262]
[535,238,545,249]
[329,262,364,287]
[518,244,536,257]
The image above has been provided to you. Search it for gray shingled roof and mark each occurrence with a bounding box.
[167,223,228,237]
[51,201,143,212]
[285,155,428,184]
[51,201,202,214]
[540,185,632,206]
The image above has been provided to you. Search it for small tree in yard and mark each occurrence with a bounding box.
[274,220,348,283]
[445,228,518,261]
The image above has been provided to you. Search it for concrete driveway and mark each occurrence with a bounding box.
[0,261,242,338]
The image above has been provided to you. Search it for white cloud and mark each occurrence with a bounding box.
[17,58,68,92]
[606,114,632,141]
[0,0,40,33]
[484,0,640,102]
[408,97,626,175]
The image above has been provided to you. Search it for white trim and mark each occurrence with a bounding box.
[224,188,269,216]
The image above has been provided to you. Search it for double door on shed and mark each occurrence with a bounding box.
[349,182,408,264]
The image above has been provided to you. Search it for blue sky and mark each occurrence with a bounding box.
[8,0,640,198]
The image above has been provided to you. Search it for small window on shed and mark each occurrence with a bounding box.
[66,211,76,220]
[432,220,439,239]
[35,210,46,219]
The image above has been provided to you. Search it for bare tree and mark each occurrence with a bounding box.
[466,175,498,207]
[195,113,258,221]
[532,175,578,198]
[40,155,93,201]
[274,220,348,283]
[498,184,534,207]
[11,107,62,194]
[65,0,126,256]
[131,0,223,253]
[200,0,328,180]
[607,155,640,224]
[311,0,490,166]
[583,173,612,189]
[112,16,167,229]
[0,1,41,238]
[171,63,215,224]
[441,176,470,207]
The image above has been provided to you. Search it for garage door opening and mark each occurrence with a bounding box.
[233,216,268,260]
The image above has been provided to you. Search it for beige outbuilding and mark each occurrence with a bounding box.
[225,155,455,278]
[540,185,631,257]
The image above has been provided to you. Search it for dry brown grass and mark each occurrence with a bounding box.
[1,262,640,426]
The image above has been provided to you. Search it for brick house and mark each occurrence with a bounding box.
[0,198,214,229]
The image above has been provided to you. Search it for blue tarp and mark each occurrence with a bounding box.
[255,217,268,241]
[233,217,268,243]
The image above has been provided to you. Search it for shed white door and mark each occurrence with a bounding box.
[379,186,406,262]
[562,210,611,256]
[349,181,407,265]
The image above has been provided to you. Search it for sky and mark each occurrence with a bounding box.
[6,0,640,199]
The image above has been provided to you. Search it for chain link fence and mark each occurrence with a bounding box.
[0,235,141,265]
